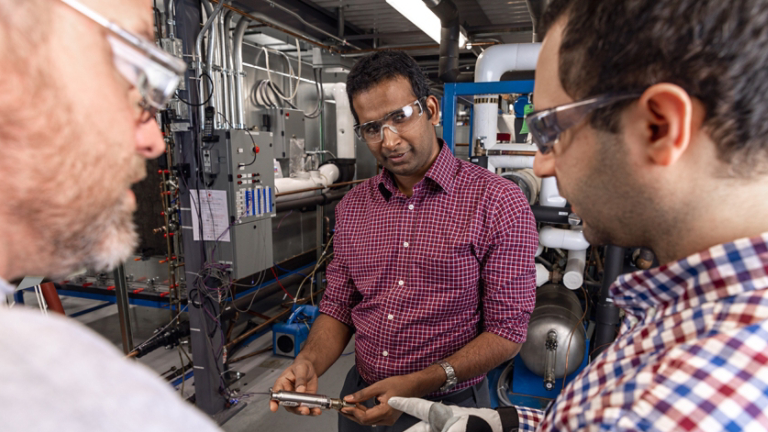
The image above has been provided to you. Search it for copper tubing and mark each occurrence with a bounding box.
[40,282,65,315]
[275,179,367,198]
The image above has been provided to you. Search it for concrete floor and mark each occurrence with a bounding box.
[18,289,356,432]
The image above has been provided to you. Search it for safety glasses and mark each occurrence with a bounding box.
[61,0,186,123]
[354,99,426,144]
[526,93,642,154]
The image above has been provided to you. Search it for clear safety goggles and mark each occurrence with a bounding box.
[61,0,186,123]
[354,99,426,144]
[526,93,642,154]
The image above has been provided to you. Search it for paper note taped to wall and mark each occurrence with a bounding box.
[189,189,230,242]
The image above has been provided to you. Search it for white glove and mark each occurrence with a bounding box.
[389,397,520,432]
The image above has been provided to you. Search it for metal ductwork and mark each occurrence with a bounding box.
[525,0,551,42]
[423,0,460,83]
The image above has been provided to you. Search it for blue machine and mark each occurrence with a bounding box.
[272,305,320,358]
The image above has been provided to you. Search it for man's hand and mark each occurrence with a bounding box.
[388,397,520,432]
[268,358,322,416]
[340,375,423,426]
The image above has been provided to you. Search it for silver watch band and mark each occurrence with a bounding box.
[436,361,458,393]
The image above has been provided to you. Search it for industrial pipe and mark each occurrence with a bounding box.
[233,15,249,128]
[540,177,567,208]
[196,0,225,130]
[473,43,540,151]
[535,263,550,287]
[530,205,573,225]
[563,249,587,290]
[222,10,235,126]
[539,226,589,251]
[592,245,624,358]
[276,189,348,213]
[218,10,230,128]
[525,0,551,42]
[323,83,356,159]
[40,282,65,315]
[423,0,461,82]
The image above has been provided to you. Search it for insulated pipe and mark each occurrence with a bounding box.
[196,0,224,130]
[274,166,340,203]
[538,226,589,251]
[322,83,356,159]
[276,189,348,213]
[488,155,534,170]
[540,177,567,207]
[473,43,540,151]
[233,15,249,128]
[563,249,587,290]
[592,245,624,358]
[423,0,460,82]
[530,205,573,225]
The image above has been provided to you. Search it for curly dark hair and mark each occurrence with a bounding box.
[540,0,768,176]
[346,50,431,123]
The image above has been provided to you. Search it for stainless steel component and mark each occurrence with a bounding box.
[520,284,586,380]
[568,213,582,226]
[113,264,134,355]
[233,16,249,129]
[543,330,558,391]
[196,0,225,130]
[270,389,354,411]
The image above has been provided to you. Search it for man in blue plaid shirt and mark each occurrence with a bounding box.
[388,0,768,430]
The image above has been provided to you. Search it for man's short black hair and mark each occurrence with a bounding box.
[346,50,431,123]
[540,0,768,176]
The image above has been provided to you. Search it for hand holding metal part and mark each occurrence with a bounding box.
[270,388,355,411]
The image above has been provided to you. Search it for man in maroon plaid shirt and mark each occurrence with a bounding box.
[269,51,539,431]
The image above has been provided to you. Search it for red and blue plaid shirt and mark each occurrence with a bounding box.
[320,142,538,394]
[517,233,768,431]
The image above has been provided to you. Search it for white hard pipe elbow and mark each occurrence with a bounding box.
[474,43,542,83]
[538,226,590,251]
[539,177,567,208]
[536,263,551,287]
[472,44,541,150]
[323,83,356,159]
[563,249,587,290]
[318,163,340,185]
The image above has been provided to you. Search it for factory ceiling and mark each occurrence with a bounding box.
[232,0,534,66]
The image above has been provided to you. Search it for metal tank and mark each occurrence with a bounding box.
[520,283,586,390]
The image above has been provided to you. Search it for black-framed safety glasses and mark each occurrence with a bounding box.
[354,98,426,144]
[61,0,187,123]
[526,93,642,154]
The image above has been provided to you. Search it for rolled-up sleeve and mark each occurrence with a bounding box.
[318,202,361,326]
[481,187,538,343]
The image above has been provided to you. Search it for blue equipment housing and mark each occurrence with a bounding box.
[272,305,320,358]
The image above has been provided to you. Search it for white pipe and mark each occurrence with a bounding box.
[563,249,587,290]
[536,263,550,287]
[323,83,356,159]
[539,177,567,207]
[274,165,340,203]
[538,226,590,251]
[472,43,541,151]
[488,156,534,170]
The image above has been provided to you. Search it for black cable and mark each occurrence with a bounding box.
[176,73,215,107]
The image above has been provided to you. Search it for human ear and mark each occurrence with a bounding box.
[425,95,440,125]
[634,83,693,166]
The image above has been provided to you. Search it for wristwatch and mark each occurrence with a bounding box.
[436,361,458,393]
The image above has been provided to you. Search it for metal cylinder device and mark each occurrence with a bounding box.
[269,389,354,411]
[519,284,586,387]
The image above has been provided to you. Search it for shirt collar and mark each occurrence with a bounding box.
[611,232,768,317]
[377,139,457,200]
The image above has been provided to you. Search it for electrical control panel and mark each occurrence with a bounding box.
[186,129,276,280]
[270,108,305,159]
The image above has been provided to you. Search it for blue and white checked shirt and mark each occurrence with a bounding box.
[516,233,768,431]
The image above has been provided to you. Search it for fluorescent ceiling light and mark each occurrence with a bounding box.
[386,0,467,48]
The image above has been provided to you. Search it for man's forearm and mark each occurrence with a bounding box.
[409,332,521,396]
[295,314,353,376]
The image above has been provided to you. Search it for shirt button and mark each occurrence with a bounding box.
[408,204,414,210]
[388,314,394,320]
[398,280,404,286]
[403,242,409,248]
[383,351,389,357]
